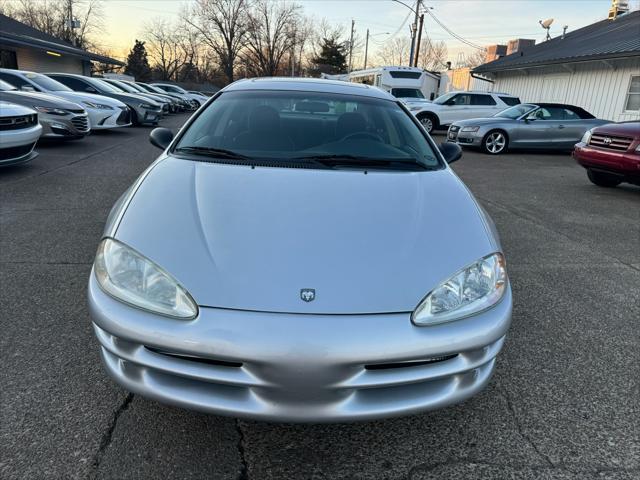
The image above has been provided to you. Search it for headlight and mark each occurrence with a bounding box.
[94,238,198,319]
[635,143,640,153]
[461,126,480,133]
[139,103,155,109]
[412,253,507,326]
[82,101,113,110]
[409,106,422,111]
[34,106,68,116]
[581,129,593,144]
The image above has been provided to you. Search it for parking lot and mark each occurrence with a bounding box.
[1,113,638,480]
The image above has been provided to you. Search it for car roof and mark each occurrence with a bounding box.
[222,77,395,100]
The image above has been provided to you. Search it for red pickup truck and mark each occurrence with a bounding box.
[573,122,640,188]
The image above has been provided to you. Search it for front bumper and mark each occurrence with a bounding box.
[447,126,482,146]
[0,123,42,166]
[89,106,132,130]
[40,112,90,138]
[88,272,512,422]
[573,143,640,179]
[133,105,162,125]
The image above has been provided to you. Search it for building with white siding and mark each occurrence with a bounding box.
[473,10,640,122]
[0,14,123,75]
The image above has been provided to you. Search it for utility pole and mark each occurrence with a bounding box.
[363,29,369,70]
[348,19,355,72]
[413,14,424,67]
[67,0,74,45]
[408,0,421,66]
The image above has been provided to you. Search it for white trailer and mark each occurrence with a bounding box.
[348,66,440,101]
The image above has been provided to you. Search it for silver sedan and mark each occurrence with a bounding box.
[88,78,512,422]
[448,103,609,154]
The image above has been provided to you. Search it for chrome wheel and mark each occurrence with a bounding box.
[420,116,433,133]
[485,132,506,154]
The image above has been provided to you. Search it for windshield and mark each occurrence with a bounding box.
[174,90,441,170]
[89,78,121,93]
[27,73,72,92]
[0,79,17,91]
[494,104,537,119]
[391,88,425,99]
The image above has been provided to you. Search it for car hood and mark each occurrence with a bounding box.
[0,90,83,109]
[592,121,640,137]
[453,117,517,127]
[113,157,498,314]
[0,100,36,116]
[50,91,127,108]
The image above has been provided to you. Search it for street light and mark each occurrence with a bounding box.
[364,31,390,69]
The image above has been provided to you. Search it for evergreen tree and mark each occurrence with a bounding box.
[310,37,348,76]
[124,40,152,81]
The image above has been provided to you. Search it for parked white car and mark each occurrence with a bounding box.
[0,68,132,130]
[0,101,42,167]
[150,83,202,108]
[408,91,521,133]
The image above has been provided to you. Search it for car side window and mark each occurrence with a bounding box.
[450,94,471,106]
[562,108,581,120]
[499,96,520,106]
[471,94,496,106]
[0,72,30,89]
[533,107,564,120]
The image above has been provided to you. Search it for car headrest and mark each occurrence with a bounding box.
[336,112,366,137]
[249,105,281,133]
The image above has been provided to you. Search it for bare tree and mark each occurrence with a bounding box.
[186,0,248,84]
[376,37,411,66]
[3,0,104,49]
[143,17,189,81]
[417,37,448,71]
[242,0,301,77]
[460,49,487,68]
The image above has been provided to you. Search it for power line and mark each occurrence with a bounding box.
[424,9,486,50]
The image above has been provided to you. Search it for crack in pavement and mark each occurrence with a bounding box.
[91,393,134,474]
[235,420,249,480]
[500,387,555,468]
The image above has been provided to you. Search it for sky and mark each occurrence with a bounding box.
[99,0,640,64]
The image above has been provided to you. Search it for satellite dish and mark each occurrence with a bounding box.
[541,18,554,28]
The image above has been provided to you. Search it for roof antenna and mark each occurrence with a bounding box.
[539,18,554,41]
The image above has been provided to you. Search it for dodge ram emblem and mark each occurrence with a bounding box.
[300,289,316,302]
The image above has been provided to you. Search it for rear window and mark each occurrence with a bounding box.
[391,88,425,99]
[174,90,441,170]
[499,96,521,106]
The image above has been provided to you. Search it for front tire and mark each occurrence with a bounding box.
[587,169,621,188]
[418,113,438,134]
[482,130,508,155]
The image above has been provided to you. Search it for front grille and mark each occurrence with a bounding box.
[0,142,35,160]
[589,134,633,152]
[71,114,90,132]
[0,114,38,131]
[116,107,131,125]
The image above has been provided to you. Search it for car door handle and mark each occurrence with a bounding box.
[558,124,565,129]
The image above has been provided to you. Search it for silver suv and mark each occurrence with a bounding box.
[408,91,521,133]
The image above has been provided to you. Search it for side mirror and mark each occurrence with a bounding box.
[149,127,174,150]
[20,85,36,92]
[438,142,463,164]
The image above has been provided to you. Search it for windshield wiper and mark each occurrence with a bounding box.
[291,154,434,171]
[174,146,250,160]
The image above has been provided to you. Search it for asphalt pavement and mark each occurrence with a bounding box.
[1,115,638,480]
